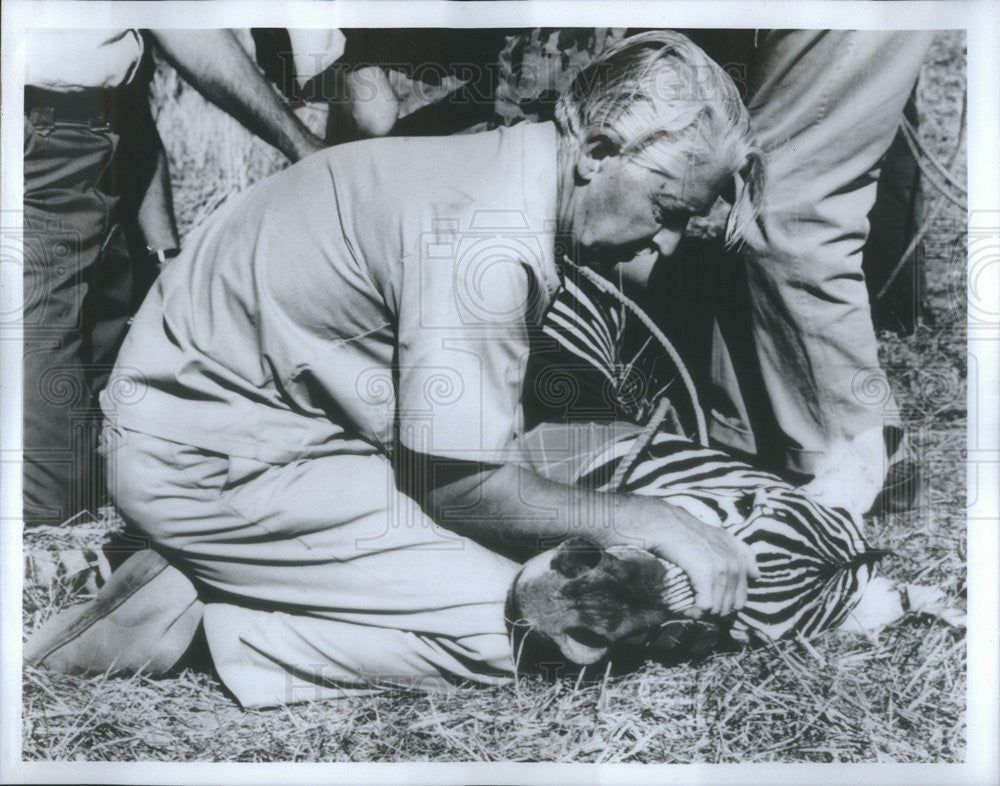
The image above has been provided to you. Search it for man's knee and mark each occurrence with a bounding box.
[344,65,399,138]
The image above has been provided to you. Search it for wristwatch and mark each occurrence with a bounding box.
[146,245,181,265]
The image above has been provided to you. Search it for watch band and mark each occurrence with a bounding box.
[146,246,181,265]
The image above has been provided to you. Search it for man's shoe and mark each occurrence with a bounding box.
[25,549,204,676]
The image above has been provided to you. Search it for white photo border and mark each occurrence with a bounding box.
[2,2,997,784]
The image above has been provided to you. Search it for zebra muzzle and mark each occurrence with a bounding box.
[509,536,695,665]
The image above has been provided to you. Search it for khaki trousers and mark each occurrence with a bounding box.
[103,425,520,707]
[708,31,934,475]
[102,422,634,707]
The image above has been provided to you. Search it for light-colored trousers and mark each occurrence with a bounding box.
[102,422,630,708]
[709,31,934,477]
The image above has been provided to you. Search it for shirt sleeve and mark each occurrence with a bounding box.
[395,236,535,464]
[26,30,144,90]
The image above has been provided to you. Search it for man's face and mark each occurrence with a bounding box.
[564,142,729,289]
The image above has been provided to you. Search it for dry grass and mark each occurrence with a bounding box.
[21,30,968,763]
[21,621,964,763]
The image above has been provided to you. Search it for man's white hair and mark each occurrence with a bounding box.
[554,30,765,249]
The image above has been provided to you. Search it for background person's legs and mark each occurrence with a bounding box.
[863,88,926,336]
[707,31,933,506]
[23,110,134,526]
[104,425,519,707]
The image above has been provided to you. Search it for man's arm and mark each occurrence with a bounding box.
[136,135,180,258]
[423,457,760,619]
[147,29,325,162]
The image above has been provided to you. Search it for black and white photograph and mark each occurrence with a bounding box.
[1,1,997,783]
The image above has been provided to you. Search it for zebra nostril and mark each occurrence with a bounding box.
[551,537,604,578]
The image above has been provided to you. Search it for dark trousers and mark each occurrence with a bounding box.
[863,91,925,335]
[23,109,135,526]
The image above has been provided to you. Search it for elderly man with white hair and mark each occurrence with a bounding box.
[27,31,764,708]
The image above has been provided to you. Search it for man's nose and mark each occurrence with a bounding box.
[653,227,684,258]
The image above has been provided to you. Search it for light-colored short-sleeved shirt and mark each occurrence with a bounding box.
[26,29,144,91]
[103,122,561,465]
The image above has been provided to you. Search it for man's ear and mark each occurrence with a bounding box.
[575,135,618,182]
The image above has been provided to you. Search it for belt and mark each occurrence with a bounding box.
[24,85,124,126]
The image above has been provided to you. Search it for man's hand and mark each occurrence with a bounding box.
[147,29,325,163]
[136,130,180,257]
[639,504,760,619]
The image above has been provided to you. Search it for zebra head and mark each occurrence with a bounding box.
[509,536,680,665]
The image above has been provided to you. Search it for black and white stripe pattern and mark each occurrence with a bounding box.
[539,271,883,642]
[576,431,880,642]
[536,266,703,437]
[543,275,622,389]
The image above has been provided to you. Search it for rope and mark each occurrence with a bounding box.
[610,397,672,491]
[900,114,967,197]
[874,194,948,302]
[875,88,967,302]
[899,119,966,210]
[566,259,710,446]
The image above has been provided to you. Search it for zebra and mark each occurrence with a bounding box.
[512,261,888,660]
[573,427,885,645]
